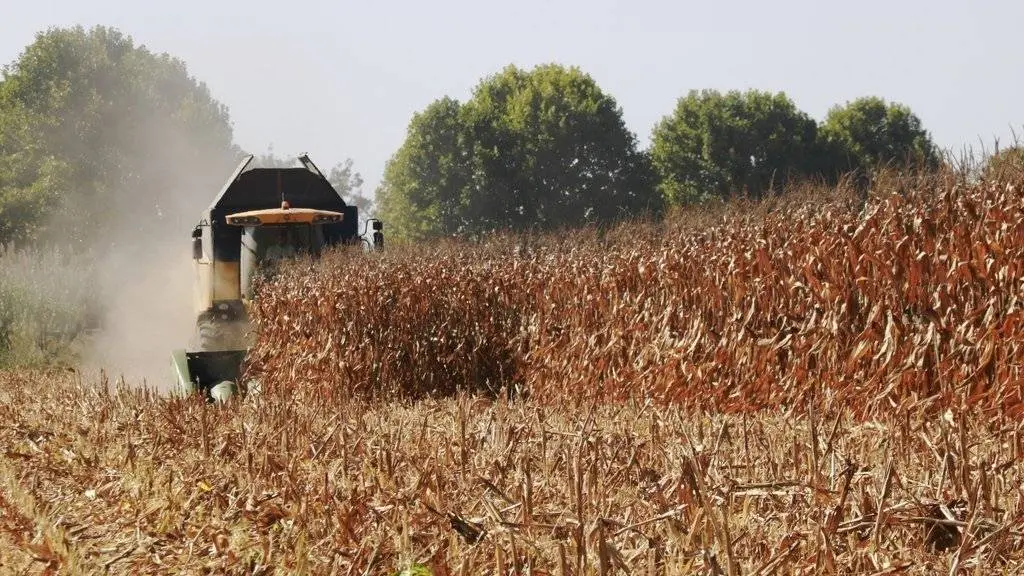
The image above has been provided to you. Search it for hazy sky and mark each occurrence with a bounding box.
[4,0,1023,199]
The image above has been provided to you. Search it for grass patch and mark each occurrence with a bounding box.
[0,244,100,368]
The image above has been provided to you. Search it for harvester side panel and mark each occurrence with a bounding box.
[212,260,241,301]
[193,254,213,315]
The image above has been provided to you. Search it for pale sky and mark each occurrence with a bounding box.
[3,0,1023,200]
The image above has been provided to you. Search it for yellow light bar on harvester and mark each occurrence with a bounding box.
[225,203,344,226]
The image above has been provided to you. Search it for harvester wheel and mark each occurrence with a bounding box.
[198,317,225,351]
[197,317,247,352]
[209,380,236,403]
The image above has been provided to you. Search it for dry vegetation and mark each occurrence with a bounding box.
[1,371,1022,574]
[2,165,1024,574]
[0,245,100,369]
[250,166,1024,418]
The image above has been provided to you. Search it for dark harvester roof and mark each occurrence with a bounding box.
[204,155,349,224]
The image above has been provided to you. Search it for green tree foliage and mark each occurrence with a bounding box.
[0,25,242,246]
[376,97,470,242]
[377,65,659,241]
[819,96,940,176]
[650,89,820,206]
[2,23,950,246]
[461,64,659,233]
[327,158,374,215]
[0,155,71,243]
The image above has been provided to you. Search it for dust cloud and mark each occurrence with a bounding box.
[69,120,242,391]
[80,242,198,391]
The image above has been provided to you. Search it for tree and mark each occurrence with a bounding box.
[0,25,242,247]
[251,147,296,169]
[375,96,471,242]
[818,96,939,177]
[377,64,660,241]
[462,64,659,233]
[650,89,820,206]
[327,158,373,215]
[0,156,71,244]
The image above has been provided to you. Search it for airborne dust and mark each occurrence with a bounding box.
[73,124,243,391]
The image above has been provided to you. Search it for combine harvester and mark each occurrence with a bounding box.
[171,154,383,401]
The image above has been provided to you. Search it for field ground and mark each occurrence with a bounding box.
[0,370,1021,574]
[0,485,42,574]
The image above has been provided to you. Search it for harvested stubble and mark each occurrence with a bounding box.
[249,168,1024,419]
[0,370,1022,574]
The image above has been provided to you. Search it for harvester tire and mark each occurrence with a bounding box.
[209,380,236,403]
[197,317,246,352]
[197,317,224,352]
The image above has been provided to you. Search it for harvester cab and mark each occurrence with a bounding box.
[171,153,382,402]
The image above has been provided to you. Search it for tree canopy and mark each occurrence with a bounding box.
[818,96,940,176]
[377,64,660,242]
[326,158,374,216]
[375,96,478,242]
[650,89,820,205]
[0,25,241,246]
[1,25,954,247]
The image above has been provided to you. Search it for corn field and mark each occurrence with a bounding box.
[1,168,1023,573]
[249,168,1024,419]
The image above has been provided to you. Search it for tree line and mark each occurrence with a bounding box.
[0,24,1011,249]
[376,65,944,241]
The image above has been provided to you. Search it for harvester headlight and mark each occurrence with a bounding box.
[312,214,342,223]
[227,215,261,225]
